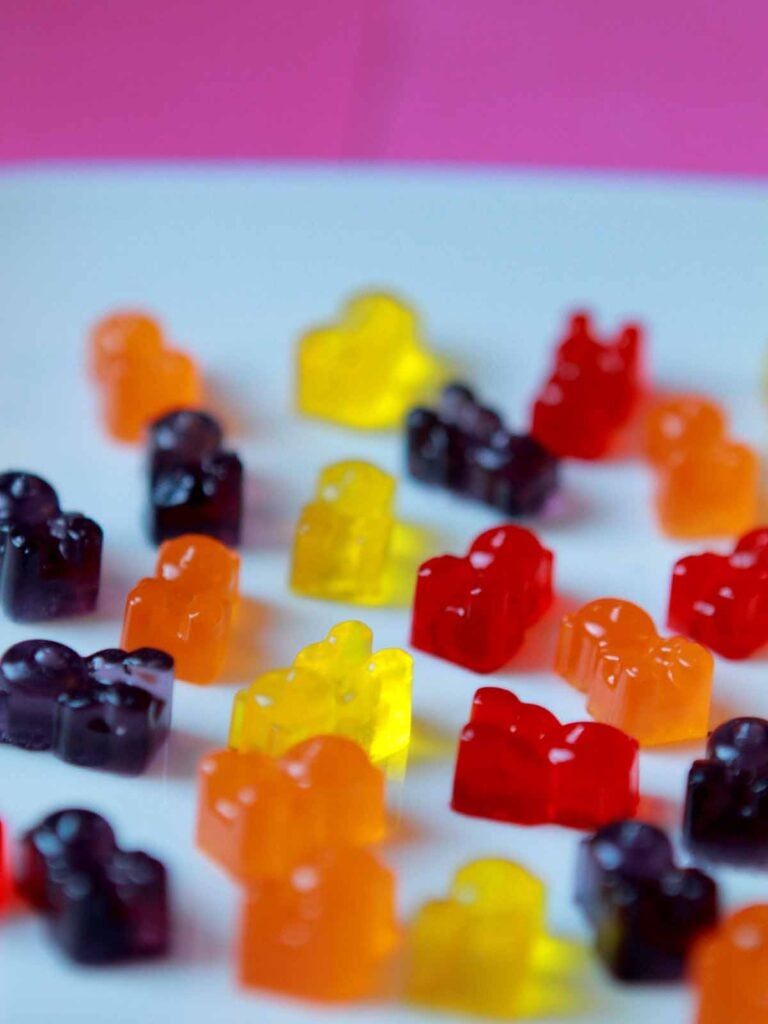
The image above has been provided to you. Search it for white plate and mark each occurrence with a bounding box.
[0,164,767,1023]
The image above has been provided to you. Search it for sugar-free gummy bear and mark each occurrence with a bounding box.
[407,383,559,514]
[148,409,243,546]
[16,808,169,964]
[0,472,102,622]
[0,639,173,773]
[684,717,768,866]
[411,525,554,673]
[575,820,718,981]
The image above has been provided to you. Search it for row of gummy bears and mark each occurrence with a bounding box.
[0,293,766,1023]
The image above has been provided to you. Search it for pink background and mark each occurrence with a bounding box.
[1,0,766,175]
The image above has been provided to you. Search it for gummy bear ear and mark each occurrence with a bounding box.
[469,524,546,565]
[468,686,522,725]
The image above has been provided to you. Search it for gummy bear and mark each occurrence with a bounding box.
[693,905,768,1024]
[197,736,385,881]
[239,846,399,1000]
[411,525,553,673]
[530,311,644,459]
[684,717,768,866]
[89,310,202,442]
[297,291,439,429]
[0,471,102,622]
[122,534,239,684]
[229,621,411,775]
[0,819,9,910]
[0,640,173,774]
[407,383,559,514]
[644,395,758,537]
[668,528,768,658]
[575,820,718,981]
[16,808,169,964]
[556,597,713,745]
[452,687,638,828]
[407,859,549,1016]
[291,460,395,602]
[147,409,243,546]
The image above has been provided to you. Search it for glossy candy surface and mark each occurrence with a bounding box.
[291,460,395,602]
[148,409,243,546]
[644,395,758,537]
[411,525,553,673]
[90,310,201,442]
[0,640,172,774]
[556,597,713,745]
[693,905,768,1024]
[229,621,411,774]
[239,846,399,1000]
[407,383,558,514]
[407,859,547,1016]
[684,717,768,866]
[197,736,385,881]
[297,292,439,429]
[452,687,638,828]
[531,312,643,459]
[16,809,169,964]
[0,471,102,622]
[668,528,768,658]
[122,534,239,684]
[575,820,718,981]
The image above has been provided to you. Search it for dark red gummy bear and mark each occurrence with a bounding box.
[530,312,643,459]
[411,525,553,673]
[0,640,173,774]
[16,809,169,964]
[684,717,768,866]
[575,820,718,981]
[148,409,243,546]
[668,529,768,659]
[0,471,102,622]
[452,687,638,827]
[406,383,559,515]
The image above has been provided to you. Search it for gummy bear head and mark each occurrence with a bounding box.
[156,533,239,596]
[314,461,395,516]
[0,472,60,527]
[26,808,116,866]
[707,717,768,776]
[90,310,164,380]
[150,409,223,462]
[0,639,86,697]
[587,820,674,880]
[451,858,545,927]
[644,395,726,466]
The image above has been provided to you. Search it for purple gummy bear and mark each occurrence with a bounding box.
[575,820,718,981]
[16,809,169,964]
[684,717,768,866]
[0,471,102,622]
[0,640,173,774]
[406,383,559,515]
[148,408,243,546]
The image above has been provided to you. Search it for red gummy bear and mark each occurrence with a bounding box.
[410,525,553,674]
[452,687,639,828]
[668,528,768,659]
[531,312,643,459]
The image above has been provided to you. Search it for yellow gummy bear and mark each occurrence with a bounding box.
[291,460,395,602]
[229,620,412,775]
[407,860,549,1017]
[296,292,440,429]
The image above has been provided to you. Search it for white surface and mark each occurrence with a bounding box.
[0,164,767,1023]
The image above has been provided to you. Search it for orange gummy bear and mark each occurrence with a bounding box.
[239,845,399,1001]
[89,310,202,442]
[196,735,386,881]
[121,534,239,684]
[644,395,758,537]
[693,905,768,1024]
[555,598,713,745]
